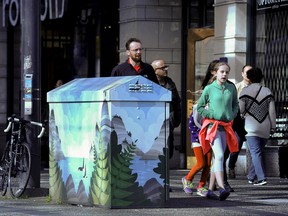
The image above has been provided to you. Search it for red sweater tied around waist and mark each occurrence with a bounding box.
[199,118,238,155]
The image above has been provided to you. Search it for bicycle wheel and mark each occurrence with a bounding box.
[8,142,31,198]
[0,141,10,196]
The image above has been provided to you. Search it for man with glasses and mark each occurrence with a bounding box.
[111,38,159,84]
[151,59,181,159]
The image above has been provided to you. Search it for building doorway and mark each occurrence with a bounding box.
[40,1,119,168]
[186,28,214,168]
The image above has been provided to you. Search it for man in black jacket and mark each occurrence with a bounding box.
[151,59,181,158]
[111,38,159,84]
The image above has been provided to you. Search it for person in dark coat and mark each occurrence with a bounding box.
[111,38,159,84]
[151,59,181,158]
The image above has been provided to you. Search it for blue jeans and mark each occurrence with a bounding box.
[246,136,267,181]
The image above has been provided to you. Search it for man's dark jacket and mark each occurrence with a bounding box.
[111,60,159,84]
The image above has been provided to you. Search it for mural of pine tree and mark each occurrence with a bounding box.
[110,130,151,207]
[152,147,168,203]
[153,119,169,185]
[152,118,169,203]
[153,147,168,184]
[49,137,67,202]
[48,109,67,202]
[89,123,110,206]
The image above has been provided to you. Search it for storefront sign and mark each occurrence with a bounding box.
[257,0,288,10]
[2,0,65,27]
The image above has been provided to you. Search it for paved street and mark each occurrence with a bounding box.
[0,169,288,215]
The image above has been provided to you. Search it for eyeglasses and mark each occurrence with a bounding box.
[155,66,168,71]
[130,48,143,52]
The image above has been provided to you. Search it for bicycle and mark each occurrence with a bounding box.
[0,115,45,198]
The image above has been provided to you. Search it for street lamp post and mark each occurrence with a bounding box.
[21,0,41,188]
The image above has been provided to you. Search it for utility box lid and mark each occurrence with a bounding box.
[47,76,171,103]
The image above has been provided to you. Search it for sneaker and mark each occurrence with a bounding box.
[224,182,234,192]
[196,187,208,197]
[253,179,267,186]
[219,188,230,201]
[228,168,236,179]
[182,177,193,194]
[248,179,254,184]
[206,190,219,200]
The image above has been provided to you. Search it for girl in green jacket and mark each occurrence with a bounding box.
[197,62,238,201]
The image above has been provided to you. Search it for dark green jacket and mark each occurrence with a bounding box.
[197,80,238,123]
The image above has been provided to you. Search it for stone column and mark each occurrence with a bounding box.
[214,0,248,83]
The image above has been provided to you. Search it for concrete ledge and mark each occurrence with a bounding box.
[23,188,49,197]
[3,188,49,199]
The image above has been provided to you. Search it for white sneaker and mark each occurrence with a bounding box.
[196,187,208,197]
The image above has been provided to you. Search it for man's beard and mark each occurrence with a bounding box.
[131,55,141,63]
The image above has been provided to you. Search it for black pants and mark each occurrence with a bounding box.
[223,132,244,182]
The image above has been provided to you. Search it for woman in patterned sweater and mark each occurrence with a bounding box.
[239,67,276,186]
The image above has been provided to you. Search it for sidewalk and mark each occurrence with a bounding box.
[0,169,288,216]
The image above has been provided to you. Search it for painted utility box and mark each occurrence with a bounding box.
[47,76,171,208]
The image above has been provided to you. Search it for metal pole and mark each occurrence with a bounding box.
[21,0,41,188]
[180,0,188,168]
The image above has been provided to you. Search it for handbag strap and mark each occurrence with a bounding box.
[243,86,262,116]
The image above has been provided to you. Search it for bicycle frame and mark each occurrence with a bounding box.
[4,116,46,139]
[0,115,46,198]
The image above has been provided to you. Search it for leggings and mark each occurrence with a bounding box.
[210,130,227,173]
[186,146,212,188]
